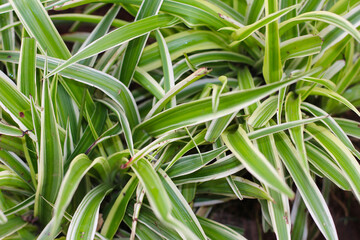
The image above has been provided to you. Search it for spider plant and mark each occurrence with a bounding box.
[0,0,359,239]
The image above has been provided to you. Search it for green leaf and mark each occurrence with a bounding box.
[280,35,322,61]
[285,92,307,169]
[119,0,164,86]
[0,70,34,135]
[198,216,246,240]
[48,14,179,77]
[0,170,33,193]
[197,176,272,200]
[10,0,71,59]
[222,125,293,198]
[306,142,351,190]
[17,37,37,99]
[145,67,211,119]
[0,122,23,137]
[0,51,140,130]
[155,29,175,107]
[274,132,338,240]
[248,96,278,128]
[279,11,360,43]
[101,176,138,239]
[306,124,360,202]
[35,77,63,225]
[67,184,111,240]
[230,4,298,43]
[263,0,283,84]
[0,217,27,239]
[158,169,207,240]
[0,150,33,190]
[173,154,244,185]
[334,118,360,139]
[257,134,291,240]
[131,158,197,239]
[3,195,35,217]
[247,116,327,140]
[167,146,227,178]
[136,78,299,137]
[97,98,134,156]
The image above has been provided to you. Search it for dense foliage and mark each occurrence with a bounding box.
[0,0,359,239]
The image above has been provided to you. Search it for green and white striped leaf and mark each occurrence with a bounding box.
[248,96,278,128]
[67,184,111,240]
[35,77,63,224]
[198,216,246,240]
[136,78,299,136]
[48,14,179,77]
[158,169,207,240]
[222,126,294,198]
[306,124,360,202]
[119,0,164,86]
[274,131,338,240]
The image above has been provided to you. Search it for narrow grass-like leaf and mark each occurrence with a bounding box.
[279,11,360,42]
[119,0,163,86]
[246,0,265,24]
[0,52,140,129]
[263,0,283,84]
[0,217,27,239]
[230,4,298,43]
[125,202,182,240]
[166,146,227,178]
[78,4,121,66]
[334,118,360,139]
[274,132,338,240]
[10,0,71,59]
[247,116,327,138]
[173,154,244,185]
[280,35,322,61]
[97,98,134,156]
[306,124,360,202]
[131,158,197,239]
[226,176,243,200]
[67,184,111,240]
[0,122,23,137]
[0,170,32,193]
[158,169,207,240]
[48,14,178,77]
[146,68,211,119]
[136,78,299,136]
[306,142,351,190]
[46,154,107,237]
[155,29,175,107]
[133,68,165,99]
[285,92,307,169]
[248,96,278,127]
[3,195,35,216]
[0,150,32,189]
[172,51,254,82]
[0,0,15,78]
[198,216,246,240]
[0,209,6,224]
[291,193,308,240]
[0,71,33,134]
[297,86,360,117]
[101,176,138,239]
[17,37,36,99]
[205,112,237,143]
[222,126,293,197]
[35,78,63,224]
[197,176,272,200]
[257,134,291,240]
